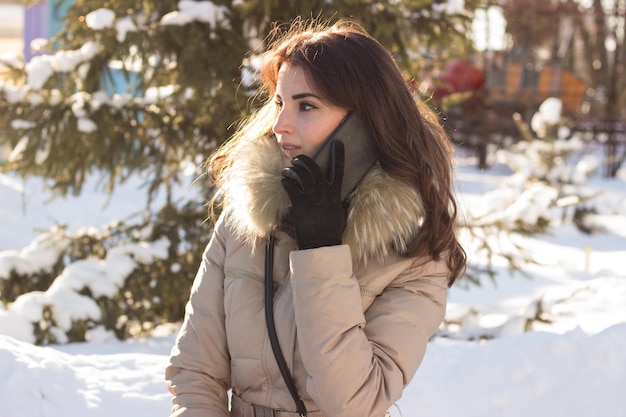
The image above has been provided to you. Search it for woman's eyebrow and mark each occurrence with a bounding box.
[292,92,320,100]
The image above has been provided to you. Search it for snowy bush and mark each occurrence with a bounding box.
[461,98,603,286]
[0,202,209,345]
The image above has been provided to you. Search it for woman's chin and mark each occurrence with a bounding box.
[281,155,294,168]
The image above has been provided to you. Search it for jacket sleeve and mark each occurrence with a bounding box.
[290,245,448,417]
[165,215,231,417]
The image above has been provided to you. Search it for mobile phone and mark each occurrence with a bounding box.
[312,112,378,201]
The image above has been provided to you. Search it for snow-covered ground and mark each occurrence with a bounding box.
[1,148,625,417]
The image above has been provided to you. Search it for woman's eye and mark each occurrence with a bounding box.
[299,102,315,111]
[274,99,283,109]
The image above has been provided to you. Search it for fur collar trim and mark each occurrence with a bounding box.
[221,137,424,266]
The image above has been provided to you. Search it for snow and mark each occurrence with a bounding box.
[0,333,173,417]
[406,325,626,417]
[1,148,625,416]
[159,1,228,27]
[85,8,116,30]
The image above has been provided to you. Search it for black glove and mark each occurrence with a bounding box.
[281,140,346,250]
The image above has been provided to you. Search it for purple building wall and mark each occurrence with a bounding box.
[23,2,49,62]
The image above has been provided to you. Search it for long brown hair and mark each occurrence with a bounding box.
[209,19,466,286]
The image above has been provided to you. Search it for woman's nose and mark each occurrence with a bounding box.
[272,109,293,135]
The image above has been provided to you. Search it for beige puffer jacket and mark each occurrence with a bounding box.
[165,137,450,417]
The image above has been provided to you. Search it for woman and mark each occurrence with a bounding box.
[166,19,466,417]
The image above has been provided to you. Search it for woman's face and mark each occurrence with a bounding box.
[272,63,348,168]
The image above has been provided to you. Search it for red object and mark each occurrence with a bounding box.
[432,58,485,99]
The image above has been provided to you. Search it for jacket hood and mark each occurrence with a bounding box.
[220,136,425,266]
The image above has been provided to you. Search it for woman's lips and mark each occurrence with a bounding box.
[281,144,301,159]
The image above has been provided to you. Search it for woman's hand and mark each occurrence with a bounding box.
[281,140,346,249]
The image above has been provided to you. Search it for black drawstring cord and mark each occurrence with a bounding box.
[264,233,308,417]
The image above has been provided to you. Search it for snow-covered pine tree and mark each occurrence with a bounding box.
[0,0,475,200]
